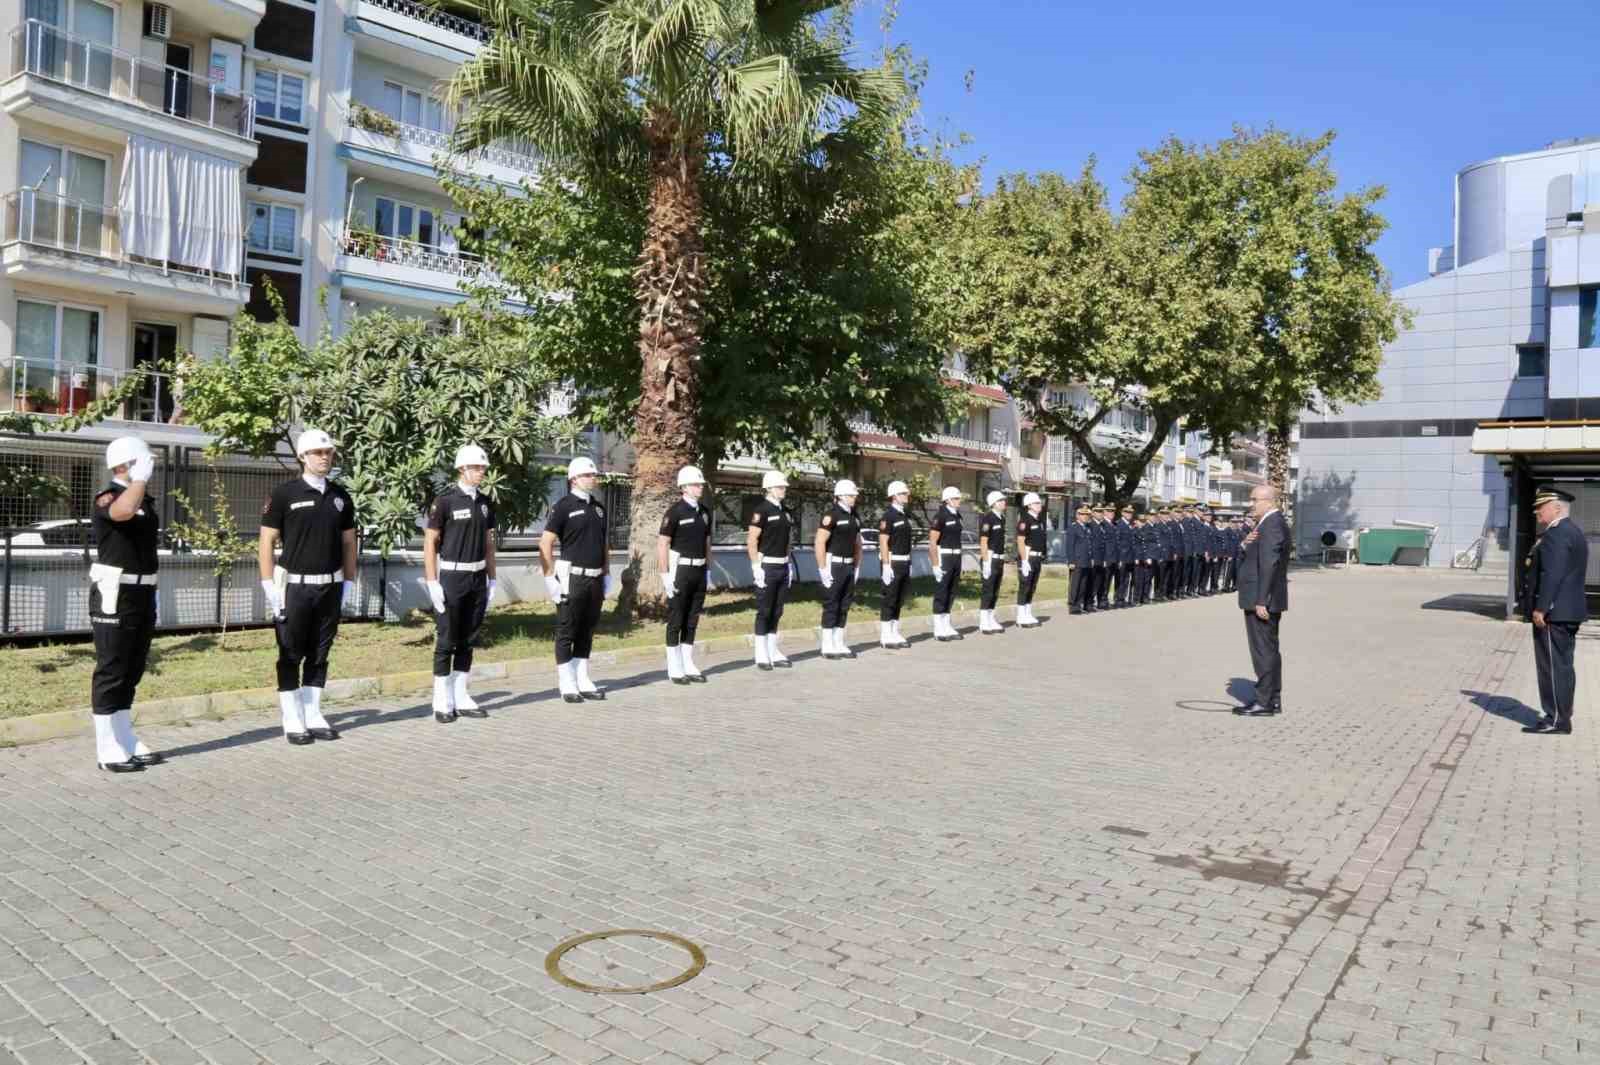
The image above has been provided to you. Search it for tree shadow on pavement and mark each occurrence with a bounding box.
[1461,689,1542,727]
[1421,594,1509,620]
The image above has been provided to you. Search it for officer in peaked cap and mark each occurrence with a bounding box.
[1014,492,1047,627]
[86,436,165,773]
[259,429,356,746]
[1112,504,1134,608]
[748,470,798,670]
[816,479,864,659]
[877,480,915,649]
[423,444,498,723]
[977,490,1008,634]
[540,456,610,703]
[929,486,966,640]
[1065,504,1093,614]
[1523,485,1589,735]
[658,465,713,684]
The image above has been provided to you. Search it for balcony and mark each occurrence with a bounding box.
[3,21,258,165]
[332,225,524,309]
[2,356,183,427]
[350,0,488,76]
[848,418,1009,469]
[340,102,539,191]
[1,190,247,314]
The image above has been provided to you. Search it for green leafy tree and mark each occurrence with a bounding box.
[445,0,907,613]
[1,370,150,510]
[169,466,255,646]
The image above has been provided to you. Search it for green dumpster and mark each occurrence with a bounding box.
[1358,528,1429,565]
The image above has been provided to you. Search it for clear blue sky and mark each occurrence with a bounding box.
[859,0,1600,288]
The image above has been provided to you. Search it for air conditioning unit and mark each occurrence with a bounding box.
[144,3,172,41]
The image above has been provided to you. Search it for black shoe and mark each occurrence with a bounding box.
[131,751,164,767]
[936,635,956,643]
[456,706,487,719]
[579,690,605,701]
[98,759,144,773]
[562,692,584,704]
[672,676,693,685]
[687,673,708,683]
[434,711,458,724]
[1523,720,1571,734]
[307,727,340,741]
[772,658,792,668]
[285,732,313,745]
[757,661,774,672]
[1232,704,1275,717]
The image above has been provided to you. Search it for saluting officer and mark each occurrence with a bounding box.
[1523,485,1589,735]
[929,486,966,640]
[423,445,498,723]
[816,479,863,660]
[259,429,356,746]
[978,491,1008,634]
[658,465,712,684]
[877,480,915,649]
[747,470,797,670]
[540,457,610,703]
[1014,492,1046,628]
[87,436,164,773]
[1066,505,1092,614]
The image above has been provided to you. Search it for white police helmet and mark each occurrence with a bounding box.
[833,479,859,497]
[295,429,337,456]
[567,456,599,479]
[454,444,489,469]
[886,480,910,497]
[940,486,963,502]
[762,470,788,490]
[677,465,706,487]
[986,490,1006,507]
[1023,492,1043,507]
[105,436,152,471]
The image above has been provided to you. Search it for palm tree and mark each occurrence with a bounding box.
[446,1,899,612]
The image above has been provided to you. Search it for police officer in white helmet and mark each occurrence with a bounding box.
[815,479,864,659]
[876,480,914,649]
[540,457,610,702]
[977,490,1009,634]
[928,485,966,641]
[746,470,797,670]
[422,444,498,723]
[86,436,164,772]
[258,429,357,745]
[1015,492,1047,627]
[658,465,712,683]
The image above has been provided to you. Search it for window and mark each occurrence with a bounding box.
[374,196,437,246]
[14,299,101,395]
[1580,289,1600,350]
[255,1,315,63]
[1178,427,1189,446]
[248,201,298,255]
[253,69,305,125]
[1047,389,1071,410]
[379,80,446,132]
[1516,343,1547,378]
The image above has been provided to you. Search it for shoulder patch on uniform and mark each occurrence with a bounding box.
[95,491,116,509]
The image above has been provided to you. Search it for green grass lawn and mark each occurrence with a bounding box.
[0,570,1067,719]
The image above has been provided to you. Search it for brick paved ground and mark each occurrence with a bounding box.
[0,568,1594,1065]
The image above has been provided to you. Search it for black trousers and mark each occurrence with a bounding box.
[820,561,856,628]
[1134,562,1152,604]
[1068,565,1089,612]
[1165,557,1181,598]
[753,563,790,635]
[90,584,155,713]
[980,559,1004,610]
[432,572,489,676]
[1244,609,1283,708]
[276,582,342,691]
[1115,562,1132,606]
[1533,621,1580,726]
[880,561,912,620]
[1015,560,1041,606]
[665,564,708,647]
[1225,558,1238,590]
[1094,563,1110,607]
[555,573,604,663]
[932,554,962,614]
[1210,558,1222,592]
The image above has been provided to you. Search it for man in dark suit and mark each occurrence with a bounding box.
[1523,486,1588,735]
[1234,486,1289,716]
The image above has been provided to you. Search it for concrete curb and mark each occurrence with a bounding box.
[1,598,1071,749]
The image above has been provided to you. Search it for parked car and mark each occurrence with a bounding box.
[5,518,93,555]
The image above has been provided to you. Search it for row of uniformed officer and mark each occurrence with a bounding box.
[1065,504,1247,615]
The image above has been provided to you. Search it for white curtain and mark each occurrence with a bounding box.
[118,135,243,275]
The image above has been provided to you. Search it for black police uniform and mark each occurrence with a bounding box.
[1016,511,1047,608]
[263,477,355,692]
[1184,516,1203,596]
[931,505,965,617]
[90,481,159,714]
[545,491,608,664]
[660,497,712,649]
[878,505,915,622]
[1066,519,1092,613]
[750,497,795,637]
[1160,520,1178,599]
[978,509,1006,611]
[1131,522,1151,604]
[819,503,860,631]
[1092,518,1111,609]
[426,485,495,679]
[1113,516,1134,607]
[1527,515,1589,731]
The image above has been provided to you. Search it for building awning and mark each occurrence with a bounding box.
[1471,420,1600,477]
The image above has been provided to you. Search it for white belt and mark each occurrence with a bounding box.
[828,555,855,563]
[285,571,340,585]
[760,556,790,566]
[570,566,605,577]
[676,557,707,567]
[118,573,158,585]
[939,547,964,555]
[439,559,486,572]
[889,554,912,562]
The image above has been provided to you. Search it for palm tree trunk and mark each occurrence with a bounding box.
[1266,415,1293,525]
[624,113,707,618]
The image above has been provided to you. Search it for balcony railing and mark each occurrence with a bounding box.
[337,225,493,282]
[9,21,255,140]
[2,356,179,425]
[345,104,539,174]
[3,189,245,286]
[361,0,490,43]
[848,419,1008,457]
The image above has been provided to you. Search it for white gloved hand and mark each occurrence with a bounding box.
[819,566,833,590]
[341,580,356,611]
[261,579,281,618]
[752,565,766,589]
[1021,558,1032,578]
[426,579,446,614]
[544,575,564,603]
[129,453,154,484]
[934,566,945,582]
[486,578,498,603]
[659,571,675,598]
[881,566,893,587]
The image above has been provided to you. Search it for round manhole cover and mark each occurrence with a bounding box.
[545,930,706,995]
